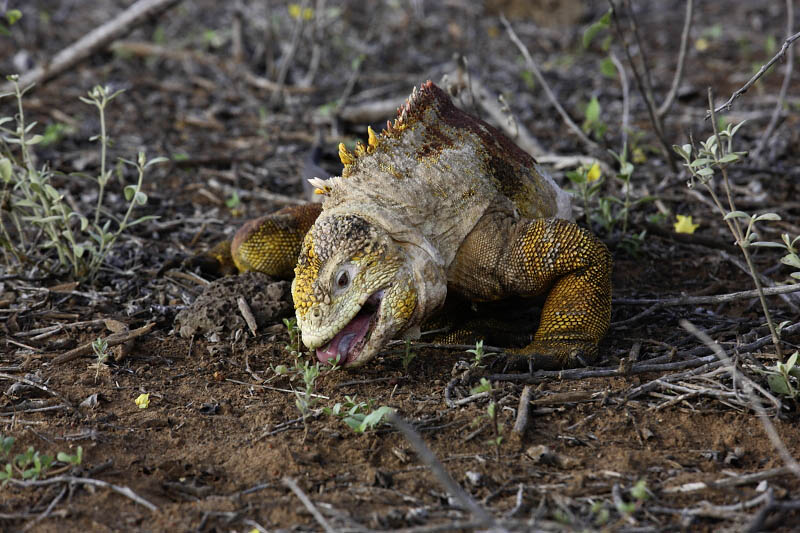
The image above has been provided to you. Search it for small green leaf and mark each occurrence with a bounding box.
[718,153,740,164]
[631,479,649,501]
[144,156,169,168]
[768,373,791,396]
[585,96,600,124]
[5,9,22,25]
[753,213,781,222]
[786,351,798,371]
[696,167,714,177]
[358,406,393,431]
[583,9,611,48]
[750,241,786,248]
[723,211,751,220]
[124,185,137,201]
[781,255,800,269]
[134,191,148,205]
[0,157,12,183]
[600,57,617,78]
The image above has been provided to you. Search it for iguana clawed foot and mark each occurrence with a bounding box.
[501,338,598,372]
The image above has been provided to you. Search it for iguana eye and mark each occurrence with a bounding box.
[335,270,350,290]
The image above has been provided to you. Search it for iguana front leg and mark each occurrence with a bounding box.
[190,203,322,278]
[449,214,612,369]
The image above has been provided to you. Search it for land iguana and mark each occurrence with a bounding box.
[203,81,612,370]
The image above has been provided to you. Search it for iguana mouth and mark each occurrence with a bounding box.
[315,290,384,365]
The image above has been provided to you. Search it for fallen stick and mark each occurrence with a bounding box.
[8,475,157,511]
[512,385,534,435]
[1,0,183,92]
[282,477,336,533]
[52,322,155,365]
[614,284,800,307]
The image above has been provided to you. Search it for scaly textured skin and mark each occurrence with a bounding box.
[222,81,611,369]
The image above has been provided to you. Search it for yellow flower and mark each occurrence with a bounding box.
[674,215,699,234]
[586,162,602,182]
[288,4,314,20]
[694,38,709,51]
[135,393,150,409]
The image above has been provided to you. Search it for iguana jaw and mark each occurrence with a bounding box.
[314,289,384,366]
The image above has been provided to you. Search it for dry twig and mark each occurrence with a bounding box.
[657,0,694,118]
[607,0,676,170]
[52,322,155,364]
[500,15,602,156]
[709,30,800,117]
[237,297,258,336]
[0,0,183,93]
[609,52,630,154]
[512,385,534,435]
[753,0,796,159]
[388,412,502,531]
[282,477,336,533]
[614,284,800,307]
[681,320,800,479]
[8,475,157,512]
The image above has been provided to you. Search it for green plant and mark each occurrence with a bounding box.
[0,435,84,485]
[764,351,800,399]
[282,317,303,358]
[466,340,496,368]
[469,378,503,456]
[566,163,604,227]
[324,397,393,433]
[582,96,606,140]
[401,340,416,373]
[91,337,110,380]
[616,479,650,514]
[293,360,321,439]
[0,79,164,279]
[753,233,800,281]
[673,116,783,357]
[57,446,84,466]
[0,8,22,36]
[590,500,610,526]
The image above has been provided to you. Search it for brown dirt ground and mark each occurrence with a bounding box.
[2,1,800,531]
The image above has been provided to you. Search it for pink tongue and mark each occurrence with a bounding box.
[316,312,372,365]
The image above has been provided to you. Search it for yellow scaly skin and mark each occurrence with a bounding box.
[215,81,611,370]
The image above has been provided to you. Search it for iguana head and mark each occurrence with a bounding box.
[292,213,440,367]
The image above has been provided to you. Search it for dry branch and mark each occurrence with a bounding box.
[8,475,157,511]
[500,15,603,156]
[657,0,694,118]
[607,0,676,170]
[52,322,155,365]
[709,30,800,117]
[0,0,183,93]
[753,0,796,158]
[614,284,800,307]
